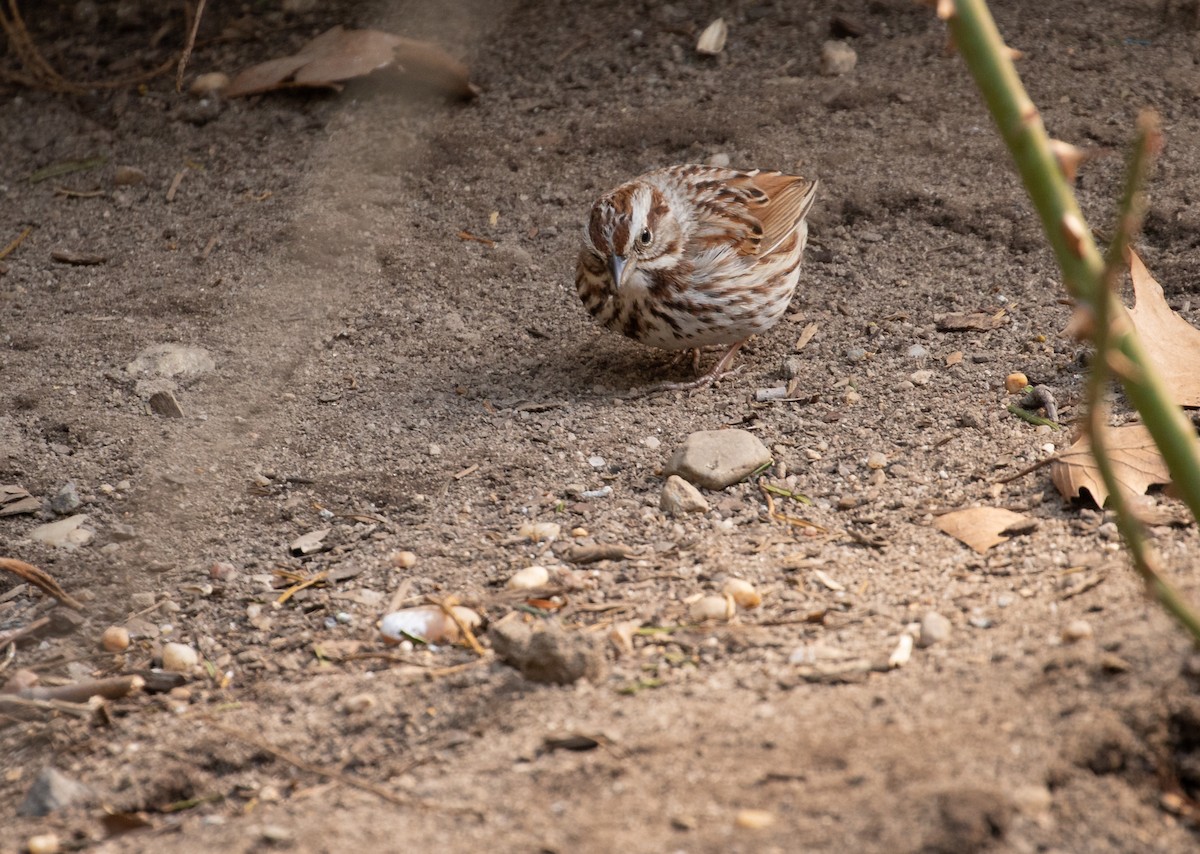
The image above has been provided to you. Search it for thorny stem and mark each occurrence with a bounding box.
[946,0,1200,641]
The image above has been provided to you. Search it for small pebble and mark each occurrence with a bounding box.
[112,165,146,186]
[390,550,418,569]
[587,455,606,469]
[866,451,887,470]
[845,346,867,363]
[101,625,130,652]
[723,578,762,609]
[1005,372,1030,394]
[1061,619,1093,644]
[209,561,237,581]
[50,482,81,515]
[188,72,230,97]
[909,369,933,386]
[27,834,60,854]
[918,612,952,648]
[342,693,377,714]
[641,436,661,450]
[735,808,775,830]
[507,565,550,590]
[661,475,709,514]
[707,152,731,167]
[907,344,929,359]
[161,642,199,672]
[819,40,857,76]
[690,594,735,622]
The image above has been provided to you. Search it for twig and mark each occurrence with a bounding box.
[0,558,85,610]
[0,226,32,260]
[276,570,328,605]
[429,596,485,656]
[0,617,50,648]
[176,0,207,92]
[14,674,144,702]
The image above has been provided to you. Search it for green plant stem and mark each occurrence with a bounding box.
[948,0,1200,525]
[947,0,1200,642]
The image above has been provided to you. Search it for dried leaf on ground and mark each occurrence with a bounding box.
[935,310,1007,332]
[1127,249,1200,407]
[696,18,728,55]
[934,507,1036,554]
[1050,424,1171,507]
[226,26,478,99]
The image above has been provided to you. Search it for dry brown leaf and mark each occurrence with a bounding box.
[794,322,819,350]
[226,26,477,99]
[1127,249,1200,406]
[1049,424,1171,507]
[934,507,1035,554]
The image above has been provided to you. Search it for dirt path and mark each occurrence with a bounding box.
[3,1,1200,851]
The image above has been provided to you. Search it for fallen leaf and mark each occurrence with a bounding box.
[226,26,477,99]
[1050,424,1171,507]
[935,506,1035,553]
[794,322,819,350]
[1127,249,1200,406]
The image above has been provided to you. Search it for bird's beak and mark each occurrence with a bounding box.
[608,254,628,288]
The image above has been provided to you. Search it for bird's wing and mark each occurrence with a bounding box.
[741,171,819,257]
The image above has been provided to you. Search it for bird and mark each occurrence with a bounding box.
[576,164,818,390]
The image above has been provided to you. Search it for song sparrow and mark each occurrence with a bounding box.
[577,164,818,389]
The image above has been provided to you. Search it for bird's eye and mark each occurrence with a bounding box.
[639,228,652,246]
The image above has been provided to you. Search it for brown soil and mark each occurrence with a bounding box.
[4,1,1200,851]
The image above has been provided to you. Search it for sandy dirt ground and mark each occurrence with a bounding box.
[4,1,1200,851]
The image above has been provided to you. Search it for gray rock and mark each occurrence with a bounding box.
[126,343,214,379]
[660,475,709,514]
[782,355,805,379]
[18,768,94,817]
[490,615,606,684]
[49,482,81,515]
[665,429,772,490]
[918,611,952,648]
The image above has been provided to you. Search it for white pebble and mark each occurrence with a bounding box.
[690,594,735,622]
[1061,619,1093,644]
[587,455,606,469]
[723,578,762,609]
[161,642,199,672]
[506,565,550,590]
[909,369,933,386]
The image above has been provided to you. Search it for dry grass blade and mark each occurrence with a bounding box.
[0,557,85,610]
[0,226,32,260]
[430,596,485,655]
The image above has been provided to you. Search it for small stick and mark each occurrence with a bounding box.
[176,0,208,92]
[0,226,32,260]
[429,596,485,656]
[457,230,496,248]
[0,558,85,610]
[166,170,186,202]
[276,570,328,605]
[0,617,50,648]
[15,674,144,703]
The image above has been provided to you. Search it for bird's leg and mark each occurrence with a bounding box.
[639,340,748,394]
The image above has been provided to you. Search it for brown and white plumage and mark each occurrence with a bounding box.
[576,164,818,387]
